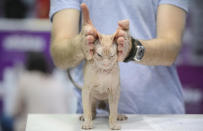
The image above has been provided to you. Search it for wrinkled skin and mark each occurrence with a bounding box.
[79,3,131,130]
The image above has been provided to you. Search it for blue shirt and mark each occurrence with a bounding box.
[50,0,188,114]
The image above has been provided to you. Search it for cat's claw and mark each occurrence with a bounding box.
[117,114,128,121]
[79,115,85,121]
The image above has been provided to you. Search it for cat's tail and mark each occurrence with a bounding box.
[67,69,82,90]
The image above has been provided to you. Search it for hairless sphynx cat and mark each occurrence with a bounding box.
[68,3,132,130]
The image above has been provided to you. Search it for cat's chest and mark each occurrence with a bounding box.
[90,73,116,100]
[84,62,120,95]
[91,71,115,89]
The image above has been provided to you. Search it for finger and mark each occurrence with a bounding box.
[118,57,124,62]
[117,37,125,45]
[81,3,92,25]
[118,50,123,55]
[117,50,123,61]
[86,35,95,43]
[118,52,125,62]
[118,19,129,30]
[84,25,98,38]
[115,30,126,38]
[87,28,98,37]
[118,44,123,51]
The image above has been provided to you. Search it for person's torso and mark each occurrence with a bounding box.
[73,0,185,114]
[81,0,159,39]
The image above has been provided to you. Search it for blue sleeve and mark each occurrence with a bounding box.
[49,0,81,21]
[159,0,189,13]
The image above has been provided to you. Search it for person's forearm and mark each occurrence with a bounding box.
[50,35,85,69]
[138,37,181,66]
[136,4,186,66]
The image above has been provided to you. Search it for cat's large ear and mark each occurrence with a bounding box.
[81,3,99,60]
[114,20,131,62]
[81,3,93,25]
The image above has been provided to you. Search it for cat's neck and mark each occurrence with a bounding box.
[86,60,119,74]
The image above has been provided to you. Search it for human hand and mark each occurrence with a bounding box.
[115,20,132,62]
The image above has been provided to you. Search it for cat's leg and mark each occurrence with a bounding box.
[80,98,97,121]
[81,87,93,129]
[91,98,97,120]
[104,101,127,121]
[108,88,121,130]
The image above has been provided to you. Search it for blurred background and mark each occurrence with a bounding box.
[0,0,202,131]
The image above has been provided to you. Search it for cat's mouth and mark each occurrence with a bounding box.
[96,64,114,73]
[94,59,117,71]
[100,63,114,70]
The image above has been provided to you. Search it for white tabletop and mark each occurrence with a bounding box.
[26,114,203,131]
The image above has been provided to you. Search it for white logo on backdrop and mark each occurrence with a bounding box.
[3,34,46,52]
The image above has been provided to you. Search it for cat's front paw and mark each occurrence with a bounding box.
[82,121,93,130]
[110,123,121,130]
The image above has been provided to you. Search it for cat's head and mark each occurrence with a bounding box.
[93,34,118,70]
[81,3,130,69]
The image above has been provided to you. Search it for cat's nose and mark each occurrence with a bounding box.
[103,62,110,67]
[103,63,108,66]
[103,59,109,66]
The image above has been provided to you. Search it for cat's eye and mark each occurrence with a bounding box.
[97,53,102,57]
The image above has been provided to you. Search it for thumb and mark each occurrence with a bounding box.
[118,19,129,30]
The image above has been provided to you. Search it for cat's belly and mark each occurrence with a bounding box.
[92,91,108,100]
[91,85,109,100]
[88,72,119,100]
